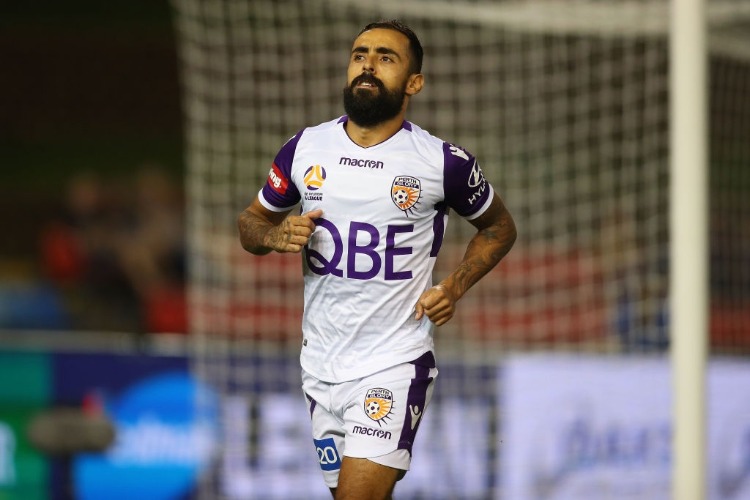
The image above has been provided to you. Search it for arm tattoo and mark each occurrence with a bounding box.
[447,214,516,300]
[238,210,282,255]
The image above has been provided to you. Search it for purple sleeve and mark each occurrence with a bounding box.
[442,142,492,219]
[260,130,303,209]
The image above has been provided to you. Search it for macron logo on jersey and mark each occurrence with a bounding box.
[267,163,289,195]
[339,157,384,169]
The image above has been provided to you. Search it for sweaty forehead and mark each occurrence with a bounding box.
[351,28,410,54]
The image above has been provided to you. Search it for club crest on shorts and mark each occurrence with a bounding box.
[391,176,421,215]
[364,388,394,424]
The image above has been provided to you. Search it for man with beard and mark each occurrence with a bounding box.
[238,20,516,499]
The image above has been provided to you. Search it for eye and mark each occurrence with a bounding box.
[381,56,393,62]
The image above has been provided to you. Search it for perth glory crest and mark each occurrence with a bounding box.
[391,175,421,215]
[364,388,394,424]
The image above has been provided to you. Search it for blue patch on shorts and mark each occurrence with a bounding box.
[313,437,341,471]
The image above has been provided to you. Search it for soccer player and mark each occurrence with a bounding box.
[238,20,516,500]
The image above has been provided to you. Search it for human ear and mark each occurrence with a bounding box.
[406,73,424,96]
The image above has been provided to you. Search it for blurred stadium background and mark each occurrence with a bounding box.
[1,0,749,498]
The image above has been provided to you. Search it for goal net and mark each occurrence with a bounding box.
[170,0,750,498]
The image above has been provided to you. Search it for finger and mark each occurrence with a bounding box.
[287,234,312,251]
[414,302,424,320]
[287,234,310,246]
[289,217,317,233]
[424,296,455,318]
[433,314,453,326]
[274,235,305,253]
[424,302,448,320]
[289,224,313,237]
[284,243,304,253]
[304,208,324,220]
[302,214,322,232]
[426,307,453,326]
[419,289,445,310]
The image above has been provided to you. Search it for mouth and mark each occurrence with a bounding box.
[353,75,381,90]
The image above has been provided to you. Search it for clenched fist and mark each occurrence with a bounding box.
[266,209,323,253]
[414,284,457,326]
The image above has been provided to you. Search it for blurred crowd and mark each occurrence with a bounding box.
[9,164,187,334]
[0,162,746,350]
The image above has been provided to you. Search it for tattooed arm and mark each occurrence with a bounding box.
[238,197,323,255]
[415,192,516,326]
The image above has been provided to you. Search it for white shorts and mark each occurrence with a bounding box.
[302,351,438,488]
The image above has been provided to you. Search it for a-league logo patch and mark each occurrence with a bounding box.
[391,176,421,214]
[304,165,327,190]
[364,388,394,424]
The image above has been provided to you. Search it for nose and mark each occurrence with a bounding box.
[362,54,375,73]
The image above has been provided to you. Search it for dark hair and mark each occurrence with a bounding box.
[358,20,423,74]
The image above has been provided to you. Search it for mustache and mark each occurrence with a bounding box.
[351,73,384,89]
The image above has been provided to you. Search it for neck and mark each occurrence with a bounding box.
[344,110,407,148]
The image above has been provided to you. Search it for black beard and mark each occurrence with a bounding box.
[343,74,406,127]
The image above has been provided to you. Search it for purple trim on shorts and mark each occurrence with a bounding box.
[412,351,436,368]
[397,353,435,454]
[305,393,317,419]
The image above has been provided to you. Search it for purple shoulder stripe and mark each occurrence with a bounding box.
[442,142,491,219]
[260,130,304,208]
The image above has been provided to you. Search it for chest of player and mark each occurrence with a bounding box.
[291,153,443,221]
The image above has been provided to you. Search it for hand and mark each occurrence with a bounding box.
[267,209,323,253]
[414,284,457,326]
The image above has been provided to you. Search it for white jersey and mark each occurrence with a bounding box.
[258,116,494,382]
